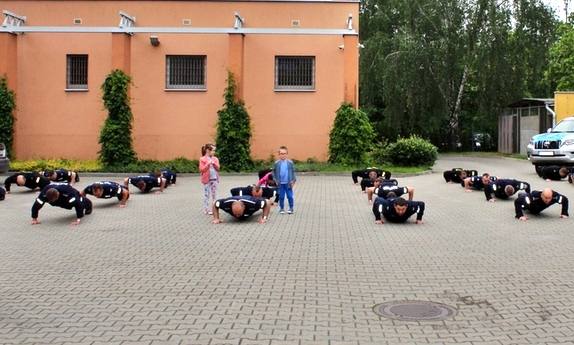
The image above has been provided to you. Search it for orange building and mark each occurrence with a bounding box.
[0,0,359,161]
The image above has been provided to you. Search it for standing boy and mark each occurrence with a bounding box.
[272,146,296,214]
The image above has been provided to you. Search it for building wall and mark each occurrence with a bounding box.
[0,0,359,161]
[555,91,574,124]
[520,116,539,156]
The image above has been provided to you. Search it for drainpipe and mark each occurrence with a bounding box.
[545,102,556,127]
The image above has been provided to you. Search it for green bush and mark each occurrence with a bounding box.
[384,135,438,167]
[0,75,16,159]
[328,103,374,166]
[215,70,253,172]
[367,140,390,166]
[98,70,138,167]
[10,159,103,172]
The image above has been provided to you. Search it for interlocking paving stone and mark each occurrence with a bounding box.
[2,156,574,344]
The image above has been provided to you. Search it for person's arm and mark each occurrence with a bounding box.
[372,200,384,224]
[464,178,473,192]
[71,192,84,225]
[69,171,77,186]
[155,178,166,194]
[289,161,296,187]
[4,176,13,193]
[559,194,569,218]
[211,201,222,224]
[514,197,527,220]
[443,171,452,183]
[407,187,414,201]
[258,201,271,223]
[119,188,129,208]
[30,196,46,225]
[414,201,425,224]
[213,157,221,171]
[367,187,375,204]
[351,170,361,184]
[484,184,494,202]
[199,157,210,173]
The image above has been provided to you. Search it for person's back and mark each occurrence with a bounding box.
[514,189,569,219]
[216,196,266,218]
[5,172,50,192]
[541,166,569,181]
[84,181,122,199]
[126,175,164,192]
[373,197,425,224]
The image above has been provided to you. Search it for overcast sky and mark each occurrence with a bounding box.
[545,0,569,21]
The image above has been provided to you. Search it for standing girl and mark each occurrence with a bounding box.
[199,143,220,214]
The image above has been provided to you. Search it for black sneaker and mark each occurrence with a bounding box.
[568,174,573,184]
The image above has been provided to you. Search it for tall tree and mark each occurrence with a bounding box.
[359,0,557,150]
[546,21,574,91]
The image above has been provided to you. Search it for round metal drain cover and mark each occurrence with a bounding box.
[373,301,457,321]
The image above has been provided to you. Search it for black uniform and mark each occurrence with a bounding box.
[360,178,398,191]
[151,169,177,185]
[483,179,531,201]
[514,190,569,219]
[127,175,164,192]
[214,196,267,219]
[443,168,478,183]
[31,183,92,219]
[351,168,392,184]
[373,184,408,199]
[462,175,497,189]
[0,186,5,200]
[42,169,79,183]
[230,185,279,203]
[540,166,569,181]
[4,172,51,192]
[372,197,425,223]
[83,181,127,201]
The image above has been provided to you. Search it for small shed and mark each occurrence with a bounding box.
[499,98,554,155]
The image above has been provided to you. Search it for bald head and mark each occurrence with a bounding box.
[231,200,245,217]
[541,188,553,204]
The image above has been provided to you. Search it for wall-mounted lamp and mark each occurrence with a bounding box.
[150,36,160,47]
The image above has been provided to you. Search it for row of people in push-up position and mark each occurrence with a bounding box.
[352,167,425,225]
[443,168,569,220]
[1,169,177,225]
[207,146,297,224]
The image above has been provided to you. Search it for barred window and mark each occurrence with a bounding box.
[166,55,206,89]
[275,56,315,90]
[66,55,88,90]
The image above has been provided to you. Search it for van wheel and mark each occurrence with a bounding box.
[534,164,544,177]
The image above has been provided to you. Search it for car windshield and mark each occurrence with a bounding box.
[552,119,574,132]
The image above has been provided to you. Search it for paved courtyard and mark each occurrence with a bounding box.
[1,155,573,345]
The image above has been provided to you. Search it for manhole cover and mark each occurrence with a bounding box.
[373,301,458,321]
